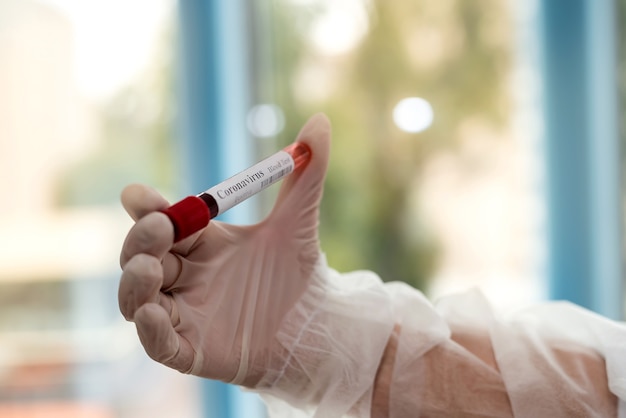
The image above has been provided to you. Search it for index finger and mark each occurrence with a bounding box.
[121,183,170,221]
[120,211,174,268]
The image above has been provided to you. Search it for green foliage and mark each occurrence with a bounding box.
[262,0,513,290]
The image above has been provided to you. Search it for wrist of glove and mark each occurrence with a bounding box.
[254,255,395,417]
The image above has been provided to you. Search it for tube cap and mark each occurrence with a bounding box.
[160,196,211,242]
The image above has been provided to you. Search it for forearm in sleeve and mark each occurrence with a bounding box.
[380,285,618,417]
[257,259,623,417]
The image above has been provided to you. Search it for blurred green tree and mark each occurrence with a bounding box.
[258,0,513,290]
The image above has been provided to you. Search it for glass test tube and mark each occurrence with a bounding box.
[161,142,311,242]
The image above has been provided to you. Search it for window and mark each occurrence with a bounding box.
[0,1,202,416]
[1,0,621,417]
[243,0,546,312]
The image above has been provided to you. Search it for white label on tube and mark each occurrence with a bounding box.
[205,150,294,215]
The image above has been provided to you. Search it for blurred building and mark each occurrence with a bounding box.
[0,1,200,417]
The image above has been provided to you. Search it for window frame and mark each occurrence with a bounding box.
[539,0,623,318]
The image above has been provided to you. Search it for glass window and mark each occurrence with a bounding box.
[4,0,621,417]
[247,0,546,313]
[0,0,201,416]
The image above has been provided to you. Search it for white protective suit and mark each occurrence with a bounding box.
[119,114,626,417]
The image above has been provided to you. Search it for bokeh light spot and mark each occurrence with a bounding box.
[393,97,434,133]
[246,104,285,138]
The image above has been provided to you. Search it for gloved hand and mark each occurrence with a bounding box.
[119,114,331,387]
[120,114,396,418]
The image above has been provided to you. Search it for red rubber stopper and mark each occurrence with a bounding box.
[160,196,211,242]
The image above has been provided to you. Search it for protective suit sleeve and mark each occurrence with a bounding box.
[258,263,625,418]
[387,287,621,417]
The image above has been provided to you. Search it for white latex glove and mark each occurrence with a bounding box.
[119,114,333,386]
[121,114,397,418]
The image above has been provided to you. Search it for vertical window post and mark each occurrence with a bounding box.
[177,1,266,417]
[540,0,622,318]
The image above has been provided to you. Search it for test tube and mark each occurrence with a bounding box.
[161,142,311,242]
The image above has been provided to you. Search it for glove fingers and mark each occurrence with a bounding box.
[120,211,174,268]
[121,183,211,255]
[119,253,163,321]
[134,303,196,374]
[161,251,184,290]
[121,183,170,222]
